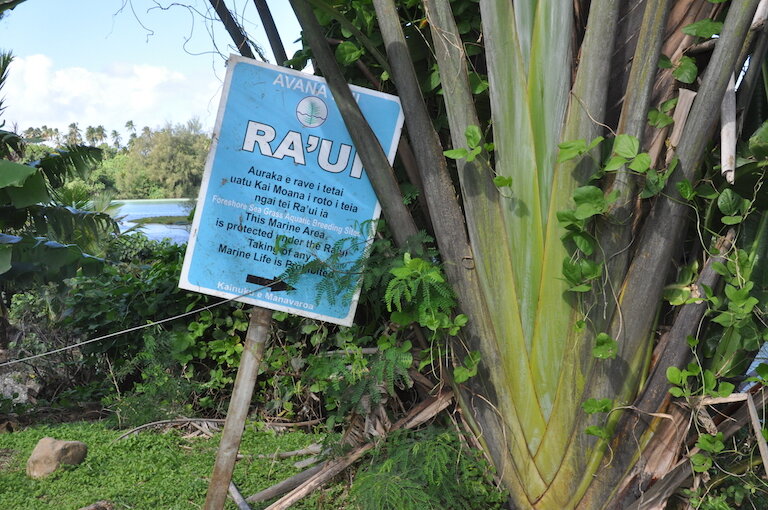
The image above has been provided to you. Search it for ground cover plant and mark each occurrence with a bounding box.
[0,420,503,510]
[0,420,334,510]
[2,230,507,508]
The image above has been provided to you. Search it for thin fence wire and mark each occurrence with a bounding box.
[0,287,265,369]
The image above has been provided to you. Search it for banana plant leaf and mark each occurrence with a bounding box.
[0,233,103,281]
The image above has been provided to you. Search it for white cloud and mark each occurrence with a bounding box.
[2,54,222,138]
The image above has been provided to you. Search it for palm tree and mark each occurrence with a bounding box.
[40,125,53,142]
[66,122,82,145]
[110,129,122,149]
[124,120,137,147]
[84,125,96,146]
[94,125,107,145]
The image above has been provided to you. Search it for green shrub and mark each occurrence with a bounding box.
[7,237,247,420]
[6,229,470,440]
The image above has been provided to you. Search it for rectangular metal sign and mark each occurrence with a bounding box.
[179,55,404,326]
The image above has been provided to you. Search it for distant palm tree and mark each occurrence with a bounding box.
[110,129,122,149]
[40,125,53,142]
[125,120,137,147]
[66,122,82,145]
[94,125,107,145]
[187,117,203,134]
[84,126,96,146]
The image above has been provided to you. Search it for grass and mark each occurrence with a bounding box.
[0,420,350,510]
[132,215,190,225]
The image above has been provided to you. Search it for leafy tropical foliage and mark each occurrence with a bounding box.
[0,52,117,294]
[350,427,507,510]
[110,119,210,198]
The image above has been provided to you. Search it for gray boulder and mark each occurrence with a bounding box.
[0,368,41,404]
[26,437,88,479]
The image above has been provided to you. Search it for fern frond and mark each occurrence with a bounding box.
[351,427,506,509]
[351,471,434,510]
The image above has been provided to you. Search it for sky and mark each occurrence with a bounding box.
[0,0,303,140]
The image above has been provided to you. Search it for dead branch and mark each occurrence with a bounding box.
[245,465,324,504]
[239,443,322,461]
[114,419,225,441]
[264,444,374,510]
[625,387,768,509]
[188,420,215,438]
[261,418,323,429]
[228,482,252,510]
[293,456,320,470]
[249,390,454,509]
[319,348,379,356]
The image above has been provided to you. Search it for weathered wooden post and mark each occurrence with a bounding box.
[203,306,272,510]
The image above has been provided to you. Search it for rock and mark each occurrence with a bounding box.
[78,501,114,510]
[0,368,41,404]
[0,419,19,434]
[26,437,88,479]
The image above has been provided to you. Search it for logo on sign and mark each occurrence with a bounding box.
[296,96,328,128]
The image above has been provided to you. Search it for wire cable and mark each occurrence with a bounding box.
[0,287,266,369]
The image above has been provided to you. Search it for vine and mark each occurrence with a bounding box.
[557,93,768,506]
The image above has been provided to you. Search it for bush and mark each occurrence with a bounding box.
[7,283,105,406]
[6,229,467,440]
[7,236,247,423]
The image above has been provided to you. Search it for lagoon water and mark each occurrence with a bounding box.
[111,199,195,245]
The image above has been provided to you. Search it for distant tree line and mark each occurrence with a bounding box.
[22,119,211,199]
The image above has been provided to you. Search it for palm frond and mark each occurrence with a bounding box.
[0,50,12,117]
[33,145,103,188]
[0,52,24,159]
[0,1,27,16]
[26,205,119,256]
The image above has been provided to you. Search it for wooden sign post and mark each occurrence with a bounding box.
[203,306,272,510]
[181,53,403,510]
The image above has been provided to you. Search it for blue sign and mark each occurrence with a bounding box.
[179,56,404,326]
